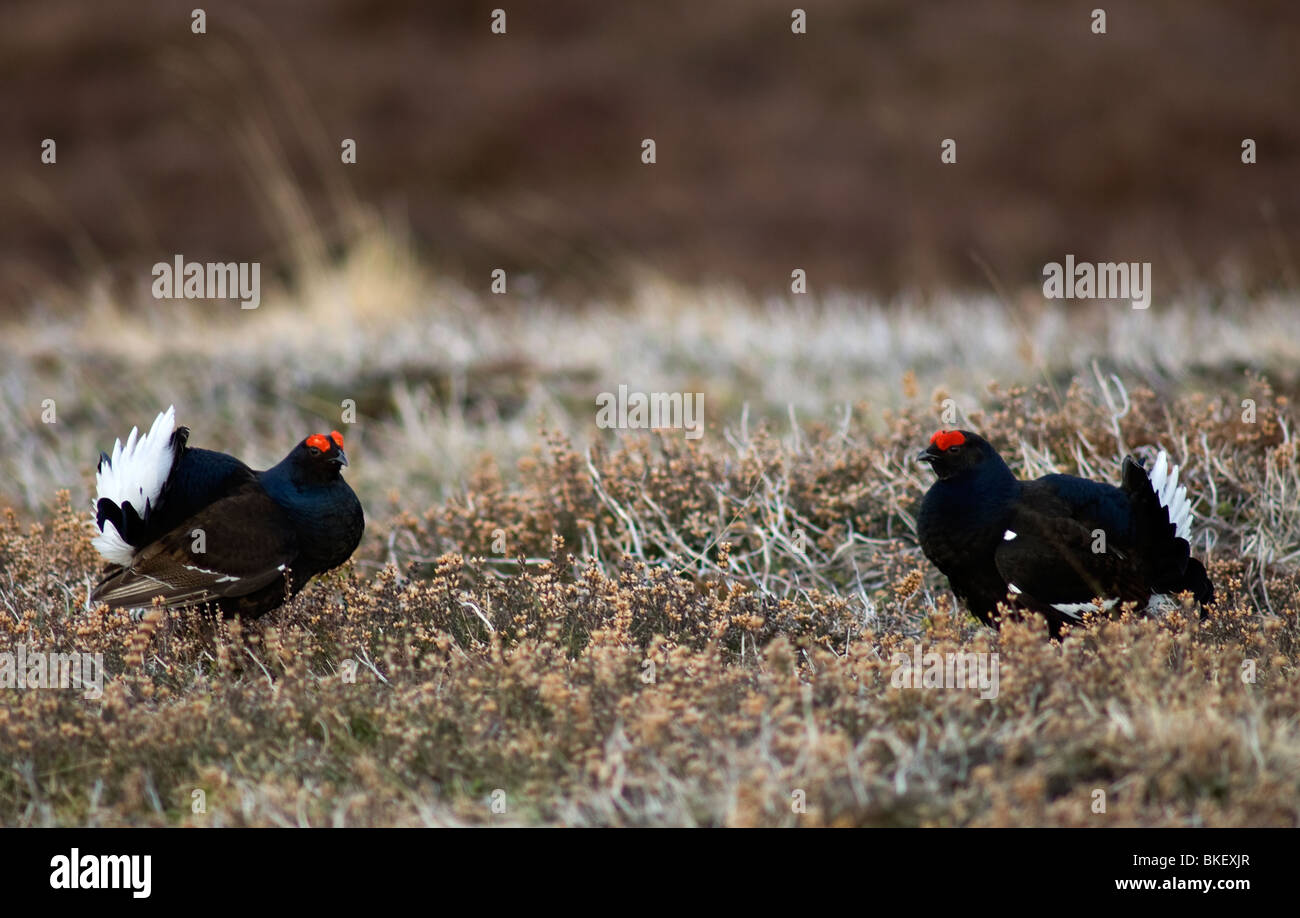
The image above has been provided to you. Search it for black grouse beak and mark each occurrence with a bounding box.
[333,449,349,467]
[916,448,937,465]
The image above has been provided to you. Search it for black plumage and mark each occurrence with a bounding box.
[91,412,364,618]
[916,429,1213,637]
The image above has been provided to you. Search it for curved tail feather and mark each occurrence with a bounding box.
[92,406,180,565]
[1122,450,1214,604]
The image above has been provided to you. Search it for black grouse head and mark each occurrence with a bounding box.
[916,429,1000,480]
[288,430,349,485]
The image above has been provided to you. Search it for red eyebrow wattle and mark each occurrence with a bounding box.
[930,430,966,450]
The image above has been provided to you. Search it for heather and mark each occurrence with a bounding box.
[1,284,1297,825]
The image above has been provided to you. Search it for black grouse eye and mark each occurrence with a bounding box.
[947,446,959,453]
[309,446,320,455]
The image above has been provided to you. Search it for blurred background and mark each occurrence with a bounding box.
[3,0,1299,305]
[2,0,1299,518]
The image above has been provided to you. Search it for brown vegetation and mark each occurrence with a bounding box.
[1,381,1297,826]
[4,0,1299,305]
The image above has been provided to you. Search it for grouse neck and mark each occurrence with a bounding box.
[259,456,295,489]
[931,455,1021,523]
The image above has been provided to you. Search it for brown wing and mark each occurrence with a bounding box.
[91,482,298,610]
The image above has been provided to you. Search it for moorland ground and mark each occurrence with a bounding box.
[1,238,1298,826]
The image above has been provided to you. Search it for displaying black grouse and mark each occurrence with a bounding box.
[916,429,1214,637]
[91,406,365,617]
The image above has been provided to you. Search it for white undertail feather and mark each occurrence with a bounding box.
[1051,598,1119,620]
[92,406,178,566]
[1147,450,1194,541]
[1145,593,1179,618]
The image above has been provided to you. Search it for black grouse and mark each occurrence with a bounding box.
[916,429,1214,637]
[91,406,365,617]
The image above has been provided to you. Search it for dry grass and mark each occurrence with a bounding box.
[3,235,1299,516]
[1,288,1298,824]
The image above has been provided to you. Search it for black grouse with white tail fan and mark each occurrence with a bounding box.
[91,406,365,617]
[916,429,1214,637]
